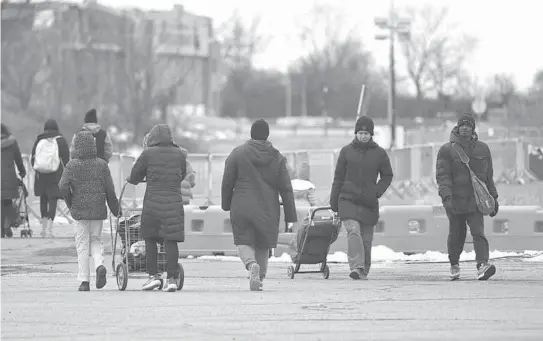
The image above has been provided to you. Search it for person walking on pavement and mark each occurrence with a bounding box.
[70,108,113,163]
[221,119,297,291]
[436,113,498,280]
[31,119,70,238]
[128,124,186,292]
[59,131,120,291]
[330,116,393,280]
[1,124,26,238]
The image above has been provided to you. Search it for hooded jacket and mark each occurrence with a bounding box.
[31,119,70,198]
[221,139,297,248]
[128,124,186,242]
[292,163,317,207]
[1,127,26,200]
[330,138,393,226]
[70,123,113,162]
[436,126,498,214]
[59,131,119,220]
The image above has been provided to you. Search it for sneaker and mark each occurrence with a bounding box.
[78,281,90,291]
[477,262,496,281]
[248,263,261,291]
[450,265,460,280]
[349,269,367,280]
[96,265,107,289]
[142,275,162,291]
[163,278,177,292]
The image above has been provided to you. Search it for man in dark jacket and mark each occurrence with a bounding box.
[330,116,393,280]
[221,119,297,291]
[59,131,120,291]
[70,108,113,163]
[128,124,186,292]
[31,119,70,238]
[436,113,498,281]
[1,124,26,238]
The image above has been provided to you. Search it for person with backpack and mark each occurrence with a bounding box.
[59,130,121,291]
[70,108,113,163]
[1,124,26,238]
[31,119,70,238]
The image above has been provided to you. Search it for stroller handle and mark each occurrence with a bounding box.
[309,206,334,220]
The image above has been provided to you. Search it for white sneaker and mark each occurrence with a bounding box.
[248,263,261,291]
[142,275,162,291]
[450,265,460,280]
[163,278,177,292]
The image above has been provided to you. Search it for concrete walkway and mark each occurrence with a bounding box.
[1,238,543,341]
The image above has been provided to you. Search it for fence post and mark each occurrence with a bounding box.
[206,153,213,203]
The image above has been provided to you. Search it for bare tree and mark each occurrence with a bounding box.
[399,5,477,100]
[488,73,517,106]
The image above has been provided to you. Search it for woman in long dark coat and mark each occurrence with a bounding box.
[31,119,70,238]
[1,124,26,238]
[128,124,186,292]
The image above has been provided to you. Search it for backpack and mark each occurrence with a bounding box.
[452,143,496,216]
[33,136,61,174]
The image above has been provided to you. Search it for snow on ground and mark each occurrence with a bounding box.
[197,245,543,263]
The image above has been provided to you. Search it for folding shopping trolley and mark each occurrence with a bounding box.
[11,179,32,238]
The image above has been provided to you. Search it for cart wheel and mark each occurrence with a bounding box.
[287,265,295,279]
[116,263,128,291]
[322,265,330,279]
[176,263,185,291]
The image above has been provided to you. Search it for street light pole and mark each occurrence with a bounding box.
[375,0,410,150]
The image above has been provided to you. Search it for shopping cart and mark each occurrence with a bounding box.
[111,181,185,291]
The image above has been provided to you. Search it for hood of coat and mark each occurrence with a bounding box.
[146,124,174,147]
[245,139,280,167]
[72,130,97,159]
[449,126,479,148]
[1,134,15,149]
[81,123,102,134]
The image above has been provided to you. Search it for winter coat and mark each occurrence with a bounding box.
[58,131,119,220]
[221,139,297,248]
[128,124,186,242]
[292,179,317,207]
[70,123,113,163]
[181,157,196,205]
[31,124,70,198]
[1,132,26,200]
[330,138,393,226]
[436,127,498,214]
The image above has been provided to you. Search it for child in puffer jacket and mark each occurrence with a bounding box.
[292,162,317,207]
[59,131,120,292]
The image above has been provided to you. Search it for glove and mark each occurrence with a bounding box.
[490,200,499,217]
[443,196,453,212]
[287,222,294,233]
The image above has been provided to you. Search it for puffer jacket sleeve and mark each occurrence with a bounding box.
[278,156,297,223]
[221,151,237,211]
[103,163,120,216]
[484,145,498,199]
[127,151,148,185]
[330,147,347,212]
[58,162,73,207]
[436,144,453,201]
[375,150,393,198]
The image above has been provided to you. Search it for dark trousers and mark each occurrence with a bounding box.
[40,195,57,220]
[1,199,13,237]
[447,211,489,267]
[145,238,179,279]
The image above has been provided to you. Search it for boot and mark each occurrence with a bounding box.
[46,218,54,238]
[40,218,47,238]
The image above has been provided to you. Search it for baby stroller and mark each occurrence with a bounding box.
[286,207,340,279]
[10,179,32,238]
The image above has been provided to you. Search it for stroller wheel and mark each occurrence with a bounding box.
[116,263,128,291]
[322,265,330,279]
[287,265,295,279]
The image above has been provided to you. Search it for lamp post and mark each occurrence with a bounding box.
[374,0,410,149]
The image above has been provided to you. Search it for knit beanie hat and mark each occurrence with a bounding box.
[354,116,374,135]
[84,108,98,123]
[457,113,476,130]
[250,119,270,141]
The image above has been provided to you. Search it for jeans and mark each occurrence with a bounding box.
[343,219,374,274]
[145,238,179,279]
[237,245,269,280]
[447,211,489,267]
[40,195,57,220]
[74,220,104,282]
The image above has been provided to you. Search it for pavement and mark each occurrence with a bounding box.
[1,237,543,341]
